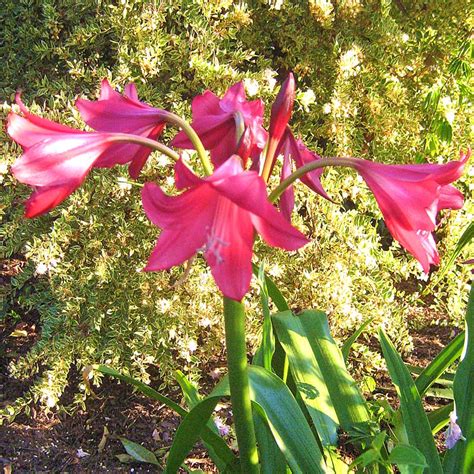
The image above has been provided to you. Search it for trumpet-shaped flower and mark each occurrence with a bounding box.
[352,150,469,272]
[141,156,309,300]
[170,83,267,167]
[76,79,167,178]
[8,94,157,217]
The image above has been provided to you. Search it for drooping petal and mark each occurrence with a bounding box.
[438,185,464,211]
[171,82,266,168]
[98,79,120,100]
[142,182,215,229]
[124,82,139,101]
[174,158,203,190]
[204,196,254,301]
[171,114,234,151]
[8,106,81,150]
[221,82,247,110]
[11,134,111,187]
[209,159,308,250]
[76,94,166,132]
[23,184,78,218]
[192,90,222,117]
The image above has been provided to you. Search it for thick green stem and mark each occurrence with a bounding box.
[111,133,180,162]
[268,156,355,202]
[223,297,259,473]
[164,112,213,175]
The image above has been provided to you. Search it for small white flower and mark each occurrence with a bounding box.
[322,103,332,114]
[76,448,90,458]
[157,155,170,167]
[188,339,198,353]
[401,33,409,42]
[263,69,277,91]
[35,263,48,275]
[0,162,8,174]
[199,317,212,328]
[214,417,230,437]
[244,78,259,97]
[445,411,465,449]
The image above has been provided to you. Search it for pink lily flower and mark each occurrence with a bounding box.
[7,94,150,217]
[170,82,267,168]
[141,156,309,301]
[276,128,331,219]
[76,79,167,178]
[352,150,470,272]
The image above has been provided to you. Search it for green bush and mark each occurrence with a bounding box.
[1,0,472,421]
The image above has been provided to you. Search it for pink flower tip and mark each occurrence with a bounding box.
[268,73,296,146]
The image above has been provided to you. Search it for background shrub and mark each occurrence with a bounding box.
[1,0,472,421]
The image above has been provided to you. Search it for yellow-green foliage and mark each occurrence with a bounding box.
[1,0,472,421]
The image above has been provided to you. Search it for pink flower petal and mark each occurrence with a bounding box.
[205,197,254,301]
[24,184,77,218]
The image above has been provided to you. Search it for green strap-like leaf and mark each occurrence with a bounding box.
[253,264,276,371]
[252,263,289,312]
[166,366,325,473]
[444,283,474,473]
[274,310,371,436]
[341,318,374,363]
[95,365,238,473]
[254,406,288,474]
[424,222,474,295]
[428,402,453,434]
[174,370,229,473]
[414,331,464,396]
[272,311,339,446]
[247,366,325,473]
[379,330,443,474]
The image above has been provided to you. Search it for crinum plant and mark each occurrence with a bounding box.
[6,74,471,472]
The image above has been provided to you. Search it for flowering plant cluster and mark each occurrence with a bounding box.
[7,76,469,299]
[6,75,471,472]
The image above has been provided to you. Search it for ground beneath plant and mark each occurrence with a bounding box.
[1,259,457,473]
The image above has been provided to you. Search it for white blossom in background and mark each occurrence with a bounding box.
[298,89,316,112]
[322,103,332,114]
[188,339,198,353]
[244,78,259,97]
[339,46,363,77]
[263,69,277,91]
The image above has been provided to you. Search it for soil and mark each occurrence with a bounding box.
[1,258,457,473]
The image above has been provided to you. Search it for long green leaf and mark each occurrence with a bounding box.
[424,222,474,294]
[247,366,325,473]
[253,264,276,371]
[444,283,474,473]
[252,263,289,312]
[272,312,339,446]
[341,318,374,363]
[414,331,464,396]
[95,365,238,472]
[274,310,371,436]
[175,370,229,473]
[166,366,325,473]
[254,407,288,474]
[379,330,442,474]
[428,402,453,434]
